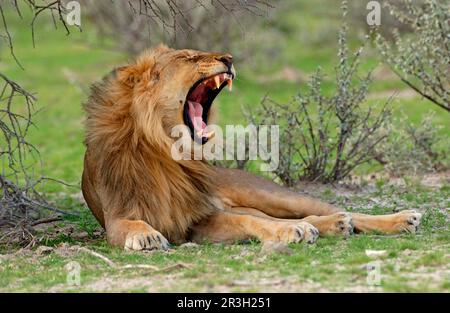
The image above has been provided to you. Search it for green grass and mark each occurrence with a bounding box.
[1,177,448,292]
[1,230,448,292]
[0,2,449,292]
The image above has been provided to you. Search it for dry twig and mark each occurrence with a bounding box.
[76,246,189,272]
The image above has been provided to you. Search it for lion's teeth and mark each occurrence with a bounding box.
[227,79,232,91]
[214,75,221,89]
[196,130,215,139]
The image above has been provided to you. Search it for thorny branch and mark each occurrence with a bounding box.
[0,72,70,236]
[0,0,80,245]
[82,0,273,53]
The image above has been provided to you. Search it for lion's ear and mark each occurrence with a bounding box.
[116,66,140,88]
[152,43,172,54]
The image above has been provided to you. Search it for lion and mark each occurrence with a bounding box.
[82,45,422,251]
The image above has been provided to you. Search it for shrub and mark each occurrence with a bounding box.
[240,2,392,186]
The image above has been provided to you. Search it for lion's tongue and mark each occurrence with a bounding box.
[188,101,206,134]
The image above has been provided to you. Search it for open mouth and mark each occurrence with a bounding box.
[183,72,233,144]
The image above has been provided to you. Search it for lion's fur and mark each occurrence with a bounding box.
[83,46,221,242]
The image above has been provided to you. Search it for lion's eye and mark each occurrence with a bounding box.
[186,54,202,62]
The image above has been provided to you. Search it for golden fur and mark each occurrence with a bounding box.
[82,45,422,250]
[83,46,221,243]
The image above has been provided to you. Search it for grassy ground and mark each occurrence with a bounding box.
[0,2,449,292]
[1,178,448,292]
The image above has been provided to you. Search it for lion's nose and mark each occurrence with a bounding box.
[216,54,233,72]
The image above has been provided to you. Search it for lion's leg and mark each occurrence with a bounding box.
[216,168,341,218]
[228,207,353,237]
[190,210,319,244]
[303,212,421,235]
[217,169,422,235]
[81,153,105,227]
[350,211,422,234]
[228,207,422,236]
[105,217,170,251]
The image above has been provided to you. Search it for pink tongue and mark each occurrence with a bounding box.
[188,101,206,132]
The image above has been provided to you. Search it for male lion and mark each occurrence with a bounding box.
[82,45,421,251]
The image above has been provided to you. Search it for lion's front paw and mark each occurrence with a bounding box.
[272,222,319,244]
[124,229,170,251]
[275,223,305,244]
[393,210,422,234]
[328,212,354,237]
[298,222,320,244]
[303,212,354,237]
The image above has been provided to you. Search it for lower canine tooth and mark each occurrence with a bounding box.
[214,76,221,89]
[227,79,233,91]
[196,130,215,139]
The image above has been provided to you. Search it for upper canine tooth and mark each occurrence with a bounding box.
[227,79,233,91]
[214,75,221,89]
